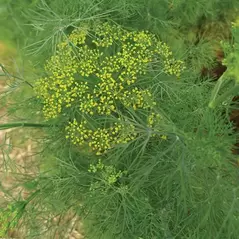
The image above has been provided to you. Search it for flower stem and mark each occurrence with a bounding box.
[208,84,239,109]
[208,71,237,108]
[208,74,226,108]
[0,122,52,130]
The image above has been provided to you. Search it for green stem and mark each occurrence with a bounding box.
[208,73,227,108]
[0,122,52,130]
[208,84,239,109]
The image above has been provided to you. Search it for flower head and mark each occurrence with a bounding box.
[35,22,185,154]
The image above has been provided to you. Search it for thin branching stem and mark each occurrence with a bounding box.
[0,122,52,130]
[0,64,34,88]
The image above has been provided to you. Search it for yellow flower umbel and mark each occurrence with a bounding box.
[35,22,184,154]
[88,159,127,187]
[66,120,137,155]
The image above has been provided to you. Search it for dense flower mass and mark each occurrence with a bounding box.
[66,119,137,155]
[35,22,185,154]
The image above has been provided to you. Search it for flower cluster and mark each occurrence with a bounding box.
[163,58,186,78]
[35,77,89,118]
[65,119,90,145]
[147,112,168,140]
[147,112,161,127]
[35,22,184,154]
[92,23,124,47]
[66,119,137,155]
[155,41,186,77]
[88,159,127,186]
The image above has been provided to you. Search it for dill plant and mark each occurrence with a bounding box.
[1,1,239,239]
[0,23,238,239]
[34,22,184,156]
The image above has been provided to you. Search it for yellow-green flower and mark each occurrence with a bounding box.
[35,22,185,154]
[88,159,126,186]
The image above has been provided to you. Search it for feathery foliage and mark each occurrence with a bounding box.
[1,0,239,238]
